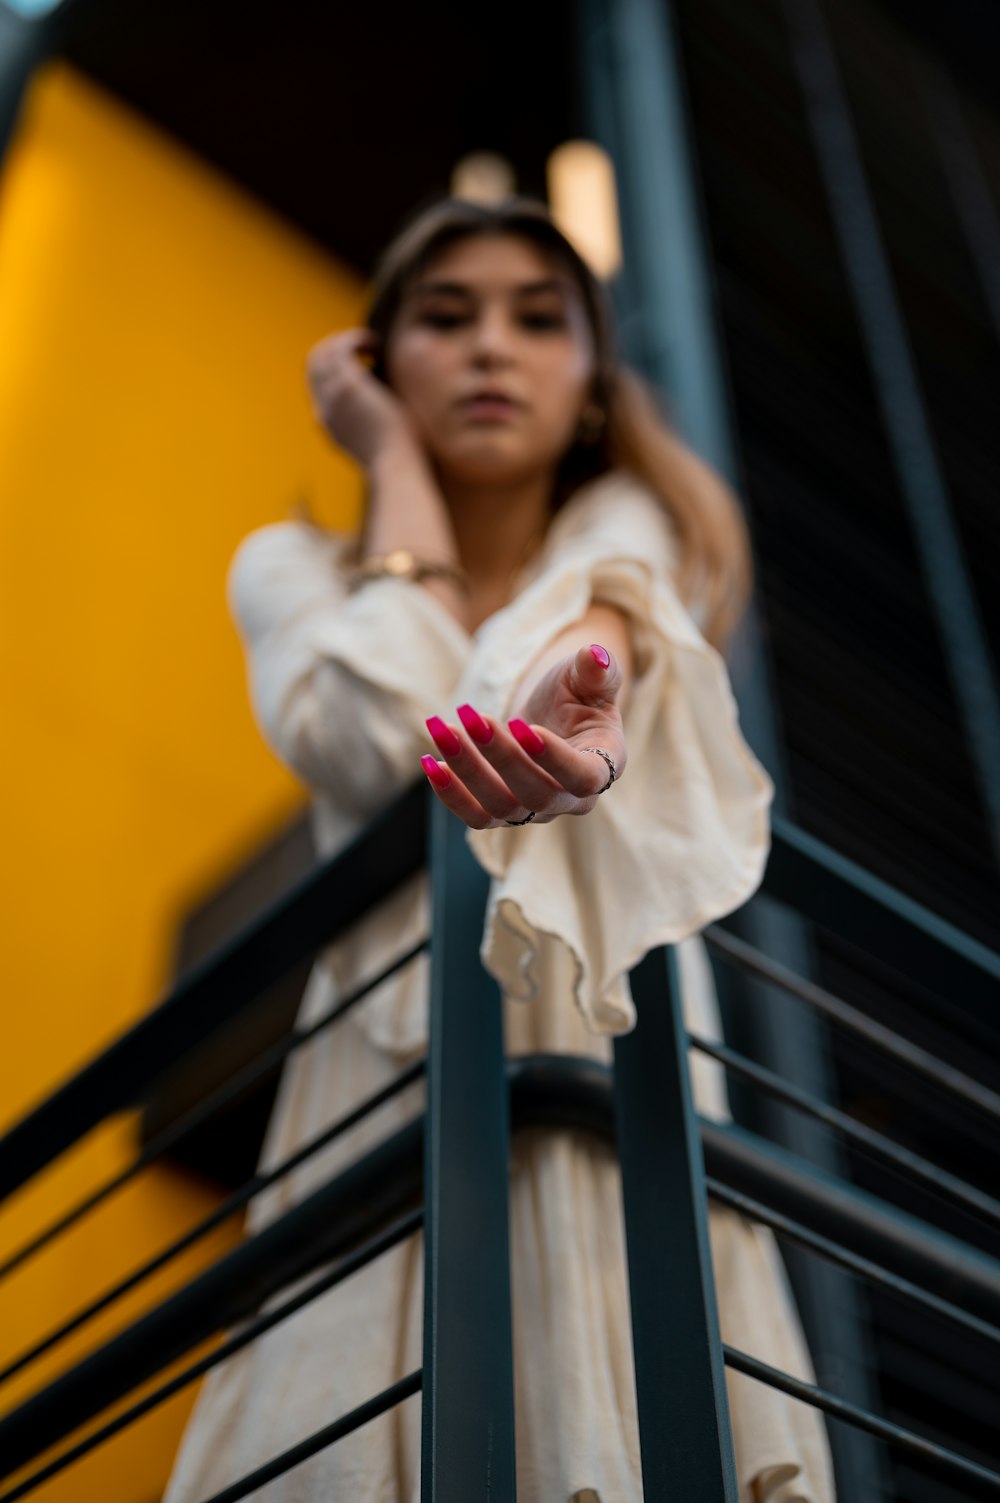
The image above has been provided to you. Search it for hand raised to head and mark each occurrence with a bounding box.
[306,327,418,471]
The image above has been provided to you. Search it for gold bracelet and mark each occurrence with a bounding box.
[347,548,469,592]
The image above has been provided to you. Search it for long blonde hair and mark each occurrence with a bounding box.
[362,194,754,655]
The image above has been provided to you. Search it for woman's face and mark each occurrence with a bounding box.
[384,234,597,486]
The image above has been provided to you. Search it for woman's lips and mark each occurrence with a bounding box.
[460,397,520,418]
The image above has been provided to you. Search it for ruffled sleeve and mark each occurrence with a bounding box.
[227,520,472,820]
[457,469,775,1035]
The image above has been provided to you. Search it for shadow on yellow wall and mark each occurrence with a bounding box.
[0,60,366,1501]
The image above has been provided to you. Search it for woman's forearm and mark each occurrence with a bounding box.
[361,442,635,683]
[364,438,469,627]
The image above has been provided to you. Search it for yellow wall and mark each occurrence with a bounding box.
[0,61,366,1500]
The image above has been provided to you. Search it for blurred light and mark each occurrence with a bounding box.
[1,0,67,15]
[546,140,622,281]
[450,151,517,205]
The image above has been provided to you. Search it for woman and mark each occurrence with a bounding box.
[163,196,835,1502]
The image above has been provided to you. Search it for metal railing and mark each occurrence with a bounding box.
[1,781,999,1500]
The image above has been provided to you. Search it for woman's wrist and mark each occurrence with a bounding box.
[365,437,458,563]
[363,437,469,627]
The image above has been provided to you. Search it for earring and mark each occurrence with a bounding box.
[576,402,606,444]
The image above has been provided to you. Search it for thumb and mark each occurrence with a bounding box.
[569,642,622,704]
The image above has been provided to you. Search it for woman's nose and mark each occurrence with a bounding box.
[470,310,518,355]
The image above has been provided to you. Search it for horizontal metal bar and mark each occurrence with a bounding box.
[0,1059,426,1387]
[703,923,1000,1124]
[196,1370,423,1503]
[703,1117,1000,1330]
[0,1211,423,1503]
[0,940,426,1286]
[4,1057,998,1482]
[0,780,429,1203]
[705,1178,1000,1348]
[505,1052,618,1134]
[0,1121,425,1479]
[5,786,992,1214]
[765,813,1000,1038]
[723,1343,1000,1492]
[690,1031,1000,1229]
[1,782,989,1250]
[0,1056,611,1480]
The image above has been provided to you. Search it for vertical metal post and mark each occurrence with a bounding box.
[781,0,1000,861]
[0,9,44,170]
[615,945,738,1501]
[916,54,1000,343]
[421,796,516,1502]
[575,1,887,1491]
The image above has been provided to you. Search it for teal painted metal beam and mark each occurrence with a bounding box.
[768,811,1000,1026]
[421,798,516,1501]
[782,0,1000,862]
[614,946,739,1499]
[4,1054,999,1491]
[0,4,52,166]
[575,0,887,1493]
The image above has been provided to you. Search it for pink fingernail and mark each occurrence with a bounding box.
[457,703,493,744]
[421,755,451,789]
[426,715,461,757]
[589,643,610,669]
[508,718,546,755]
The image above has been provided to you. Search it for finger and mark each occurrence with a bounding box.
[307,329,376,383]
[420,756,501,831]
[508,719,624,797]
[445,709,577,817]
[427,713,562,820]
[316,327,375,356]
[568,642,624,705]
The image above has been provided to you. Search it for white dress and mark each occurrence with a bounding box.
[162,467,836,1503]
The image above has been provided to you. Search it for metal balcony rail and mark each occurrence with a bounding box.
[0,782,999,1500]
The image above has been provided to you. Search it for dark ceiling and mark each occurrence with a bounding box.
[35,0,999,281]
[47,0,581,279]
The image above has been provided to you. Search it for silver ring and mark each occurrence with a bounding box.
[505,811,537,826]
[581,747,617,793]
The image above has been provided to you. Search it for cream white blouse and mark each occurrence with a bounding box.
[162,466,836,1503]
[232,467,772,1043]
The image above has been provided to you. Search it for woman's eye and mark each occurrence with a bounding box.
[421,312,565,330]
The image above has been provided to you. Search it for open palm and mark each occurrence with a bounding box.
[421,644,627,829]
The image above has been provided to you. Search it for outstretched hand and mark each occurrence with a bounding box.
[421,643,627,829]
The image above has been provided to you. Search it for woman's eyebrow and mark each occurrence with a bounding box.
[409,277,570,300]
